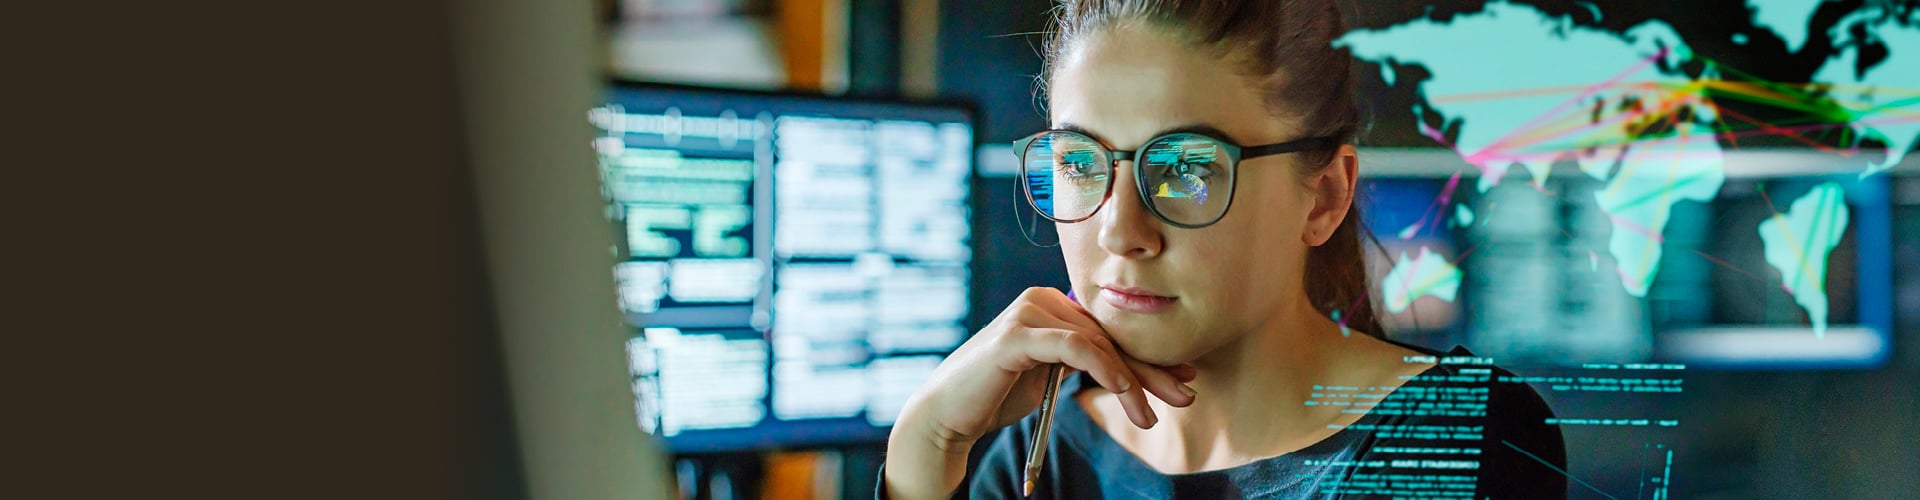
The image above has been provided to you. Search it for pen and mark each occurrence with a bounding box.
[1024,288,1076,497]
[1023,363,1066,497]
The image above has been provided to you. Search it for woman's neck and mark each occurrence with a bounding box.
[1084,298,1430,474]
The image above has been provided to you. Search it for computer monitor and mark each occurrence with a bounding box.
[590,82,976,452]
[1452,170,1894,369]
[1358,177,1469,340]
[1653,174,1895,368]
[1350,151,1894,370]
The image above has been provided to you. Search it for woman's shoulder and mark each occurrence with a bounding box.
[1415,343,1559,421]
[1383,341,1560,424]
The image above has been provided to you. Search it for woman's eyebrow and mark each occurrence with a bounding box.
[1154,124,1241,143]
[1054,122,1101,140]
[1052,122,1241,146]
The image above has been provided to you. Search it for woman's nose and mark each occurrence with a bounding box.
[1097,160,1165,259]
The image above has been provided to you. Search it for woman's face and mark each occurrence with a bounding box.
[1050,24,1344,366]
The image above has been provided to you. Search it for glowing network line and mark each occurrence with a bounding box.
[1338,0,1904,338]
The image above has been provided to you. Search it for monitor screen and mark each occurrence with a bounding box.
[1652,174,1894,368]
[591,82,975,452]
[1348,167,1894,370]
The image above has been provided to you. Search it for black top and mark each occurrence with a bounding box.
[880,341,1568,499]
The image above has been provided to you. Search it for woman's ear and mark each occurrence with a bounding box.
[1302,144,1358,247]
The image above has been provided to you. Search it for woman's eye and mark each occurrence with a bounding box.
[1053,157,1107,185]
[1172,161,1212,178]
[1054,151,1095,173]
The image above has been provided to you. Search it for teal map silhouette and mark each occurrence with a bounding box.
[1758,183,1850,338]
[1339,0,1912,335]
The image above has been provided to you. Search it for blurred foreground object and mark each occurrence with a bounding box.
[451,0,676,497]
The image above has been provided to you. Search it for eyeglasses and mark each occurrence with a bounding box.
[1014,129,1337,229]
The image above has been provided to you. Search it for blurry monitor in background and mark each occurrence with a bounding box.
[590,82,976,452]
[1357,178,1467,339]
[1455,173,1894,369]
[1657,175,1895,368]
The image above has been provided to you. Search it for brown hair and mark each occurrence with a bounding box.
[1042,0,1384,338]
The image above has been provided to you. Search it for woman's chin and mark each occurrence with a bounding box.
[1103,325,1204,366]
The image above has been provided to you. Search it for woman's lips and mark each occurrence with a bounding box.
[1100,286,1177,313]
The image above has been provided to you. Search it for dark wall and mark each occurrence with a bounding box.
[939,0,1074,320]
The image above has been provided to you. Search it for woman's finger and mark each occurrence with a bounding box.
[1164,363,1197,382]
[1049,330,1158,427]
[1108,380,1158,429]
[995,327,1138,397]
[996,287,1166,428]
[1024,287,1105,337]
[1122,356,1197,408]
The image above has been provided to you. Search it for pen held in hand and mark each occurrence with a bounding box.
[1023,363,1067,497]
[1024,288,1077,497]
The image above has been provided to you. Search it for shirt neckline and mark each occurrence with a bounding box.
[1051,346,1463,485]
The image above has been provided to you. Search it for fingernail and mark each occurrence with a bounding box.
[1178,383,1196,398]
[1118,377,1132,393]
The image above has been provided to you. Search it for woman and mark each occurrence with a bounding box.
[884,0,1567,498]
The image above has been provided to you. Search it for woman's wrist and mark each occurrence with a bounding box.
[883,406,973,500]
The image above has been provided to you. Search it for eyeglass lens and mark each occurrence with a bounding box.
[1021,131,1234,226]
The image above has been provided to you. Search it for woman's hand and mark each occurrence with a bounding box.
[883,287,1198,499]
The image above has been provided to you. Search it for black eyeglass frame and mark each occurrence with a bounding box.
[1013,129,1339,229]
